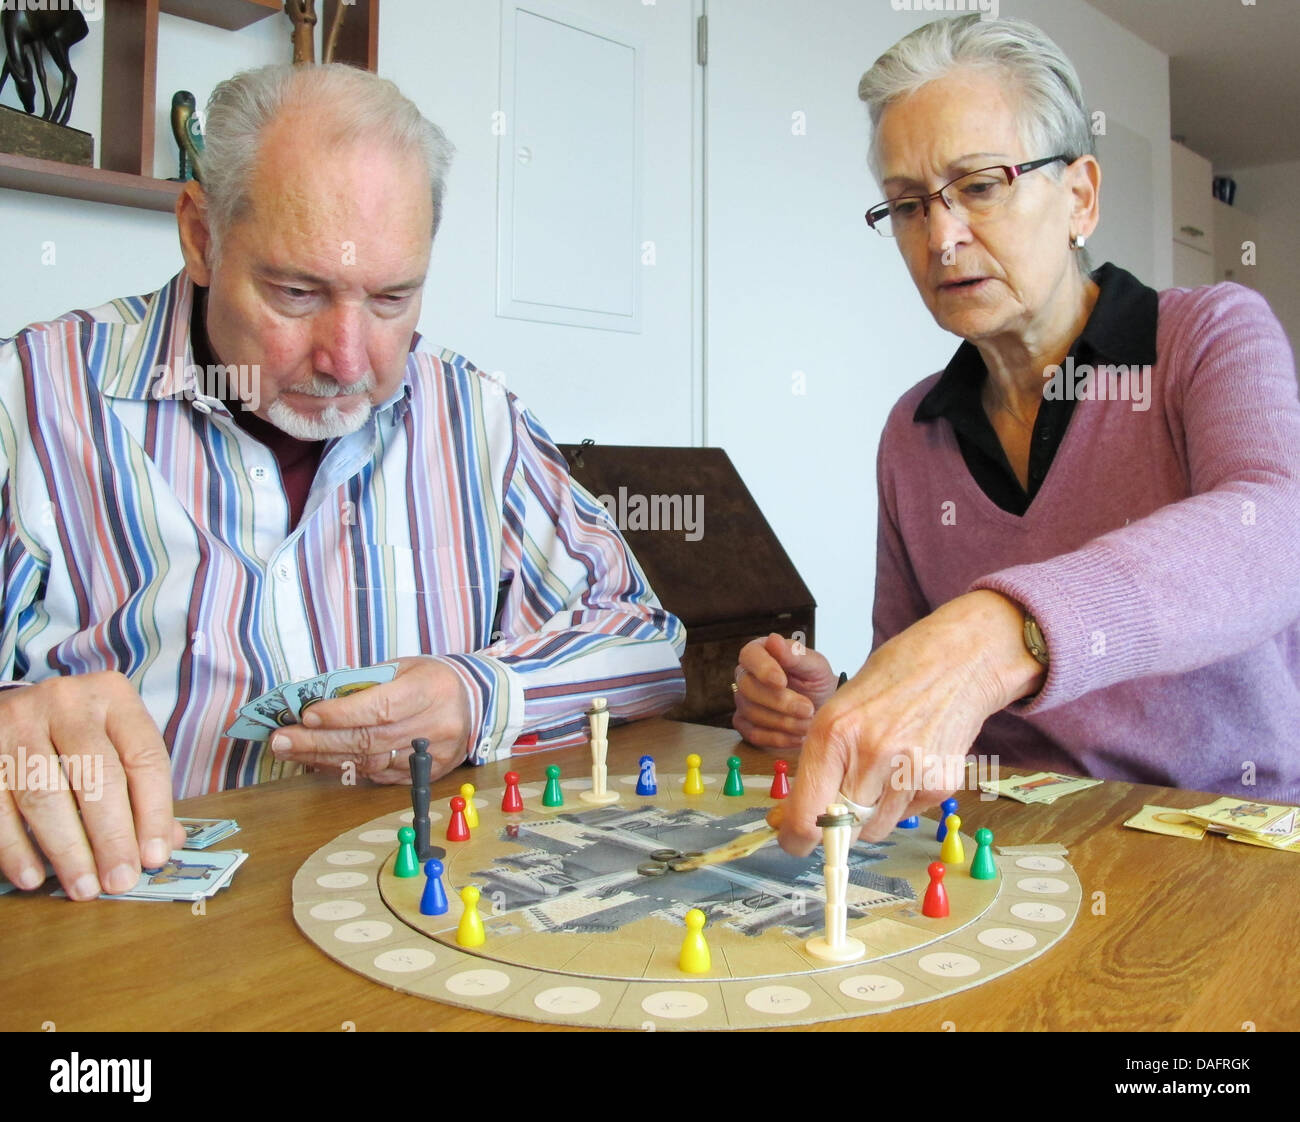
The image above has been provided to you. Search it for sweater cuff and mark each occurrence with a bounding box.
[432,653,526,765]
[969,543,1160,713]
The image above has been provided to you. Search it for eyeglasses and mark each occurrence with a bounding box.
[865,155,1072,238]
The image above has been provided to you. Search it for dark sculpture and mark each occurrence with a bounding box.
[169,91,206,183]
[0,8,89,127]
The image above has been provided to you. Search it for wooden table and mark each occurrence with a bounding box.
[4,719,1297,1032]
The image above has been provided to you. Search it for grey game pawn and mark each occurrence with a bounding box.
[409,737,435,860]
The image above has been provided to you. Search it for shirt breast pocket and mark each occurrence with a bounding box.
[351,542,490,655]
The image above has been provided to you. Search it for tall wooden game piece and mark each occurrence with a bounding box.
[805,804,867,962]
[579,697,619,805]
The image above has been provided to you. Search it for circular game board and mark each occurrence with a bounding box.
[292,769,1080,1030]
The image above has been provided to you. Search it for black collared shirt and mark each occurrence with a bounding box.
[913,263,1159,515]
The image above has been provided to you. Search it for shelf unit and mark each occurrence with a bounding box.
[0,0,379,213]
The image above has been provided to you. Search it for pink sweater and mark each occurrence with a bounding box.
[874,282,1300,802]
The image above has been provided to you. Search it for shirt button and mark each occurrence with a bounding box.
[275,562,292,581]
[250,466,269,482]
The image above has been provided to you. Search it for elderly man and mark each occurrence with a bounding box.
[0,64,685,900]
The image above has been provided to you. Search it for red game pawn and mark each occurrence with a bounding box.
[769,760,791,800]
[502,771,524,813]
[445,796,470,842]
[922,861,949,918]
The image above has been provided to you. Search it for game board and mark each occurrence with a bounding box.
[293,767,1081,1029]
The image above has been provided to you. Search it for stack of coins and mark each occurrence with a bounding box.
[636,849,706,876]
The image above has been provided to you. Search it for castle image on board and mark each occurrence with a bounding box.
[471,804,916,938]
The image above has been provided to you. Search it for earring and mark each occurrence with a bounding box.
[1071,234,1086,250]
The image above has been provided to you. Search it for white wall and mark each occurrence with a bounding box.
[703,0,1172,678]
[1,1,701,448]
[1219,161,1300,362]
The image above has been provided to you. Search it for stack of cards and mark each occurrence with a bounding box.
[225,664,397,741]
[1125,797,1300,851]
[0,822,245,896]
[978,771,1103,805]
[179,817,240,849]
[99,849,250,902]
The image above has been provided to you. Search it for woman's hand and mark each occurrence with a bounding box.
[777,591,1045,853]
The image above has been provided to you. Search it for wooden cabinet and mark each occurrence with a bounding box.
[559,444,817,727]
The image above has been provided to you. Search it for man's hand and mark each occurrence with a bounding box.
[731,633,839,752]
[269,657,472,784]
[778,592,1045,854]
[0,672,183,900]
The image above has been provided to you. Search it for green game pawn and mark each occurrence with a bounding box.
[393,826,420,878]
[542,764,564,807]
[723,756,744,797]
[970,827,998,880]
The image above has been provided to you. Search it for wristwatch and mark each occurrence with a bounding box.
[1023,611,1050,668]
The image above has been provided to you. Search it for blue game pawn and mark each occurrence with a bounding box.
[897,815,920,829]
[420,859,449,915]
[935,797,959,843]
[636,755,658,796]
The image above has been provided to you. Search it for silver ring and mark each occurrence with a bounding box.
[388,748,398,768]
[836,790,878,825]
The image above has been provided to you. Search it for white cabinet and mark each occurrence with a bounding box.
[1212,198,1260,290]
[1170,141,1215,287]
[1174,240,1215,287]
[1171,142,1213,252]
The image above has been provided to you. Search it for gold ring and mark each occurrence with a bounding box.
[388,748,398,767]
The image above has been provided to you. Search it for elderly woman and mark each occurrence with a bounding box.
[733,15,1300,854]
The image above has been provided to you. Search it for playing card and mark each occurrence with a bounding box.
[284,673,330,718]
[100,849,249,902]
[323,664,397,702]
[225,713,274,741]
[243,686,297,729]
[178,817,241,850]
[983,771,1102,804]
[1184,797,1297,835]
[1123,805,1207,840]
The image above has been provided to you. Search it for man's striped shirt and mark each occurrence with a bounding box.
[0,270,685,796]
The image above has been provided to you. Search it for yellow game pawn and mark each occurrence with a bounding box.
[460,783,479,830]
[939,813,964,866]
[683,753,704,795]
[456,884,486,947]
[679,908,711,973]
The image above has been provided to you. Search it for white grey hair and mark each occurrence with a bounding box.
[859,15,1095,269]
[197,63,455,260]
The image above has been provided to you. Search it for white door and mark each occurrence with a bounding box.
[389,0,703,447]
